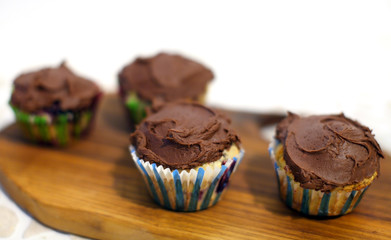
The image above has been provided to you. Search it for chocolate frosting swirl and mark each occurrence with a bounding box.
[276,112,383,192]
[118,53,213,103]
[10,62,101,113]
[131,102,240,169]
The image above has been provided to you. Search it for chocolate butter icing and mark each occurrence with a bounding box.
[276,113,383,192]
[10,62,101,113]
[131,102,240,169]
[118,53,213,103]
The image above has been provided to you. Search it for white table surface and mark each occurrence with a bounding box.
[1,1,391,239]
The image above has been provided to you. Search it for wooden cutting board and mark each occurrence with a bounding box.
[0,95,390,240]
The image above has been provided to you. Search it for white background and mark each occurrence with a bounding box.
[1,0,391,145]
[1,2,391,110]
[0,1,391,238]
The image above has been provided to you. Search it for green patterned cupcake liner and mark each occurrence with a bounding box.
[11,105,94,146]
[125,92,149,125]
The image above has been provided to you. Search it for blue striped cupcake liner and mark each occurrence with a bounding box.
[130,145,245,211]
[269,140,370,216]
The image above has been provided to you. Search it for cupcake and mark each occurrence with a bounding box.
[118,52,214,125]
[130,102,244,211]
[9,62,101,146]
[269,113,383,216]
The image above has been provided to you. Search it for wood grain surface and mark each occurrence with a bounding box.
[0,95,390,240]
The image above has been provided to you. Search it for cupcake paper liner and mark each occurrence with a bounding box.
[121,90,209,125]
[269,140,370,216]
[125,92,148,125]
[11,105,97,146]
[130,145,245,211]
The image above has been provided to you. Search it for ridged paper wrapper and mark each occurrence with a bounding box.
[130,145,245,211]
[269,140,371,216]
[10,103,98,146]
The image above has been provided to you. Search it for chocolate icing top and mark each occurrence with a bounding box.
[131,102,240,169]
[118,53,213,103]
[276,112,383,192]
[10,62,101,113]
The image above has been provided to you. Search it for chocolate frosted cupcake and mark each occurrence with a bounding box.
[10,62,101,146]
[118,52,214,125]
[130,102,244,211]
[269,113,383,216]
